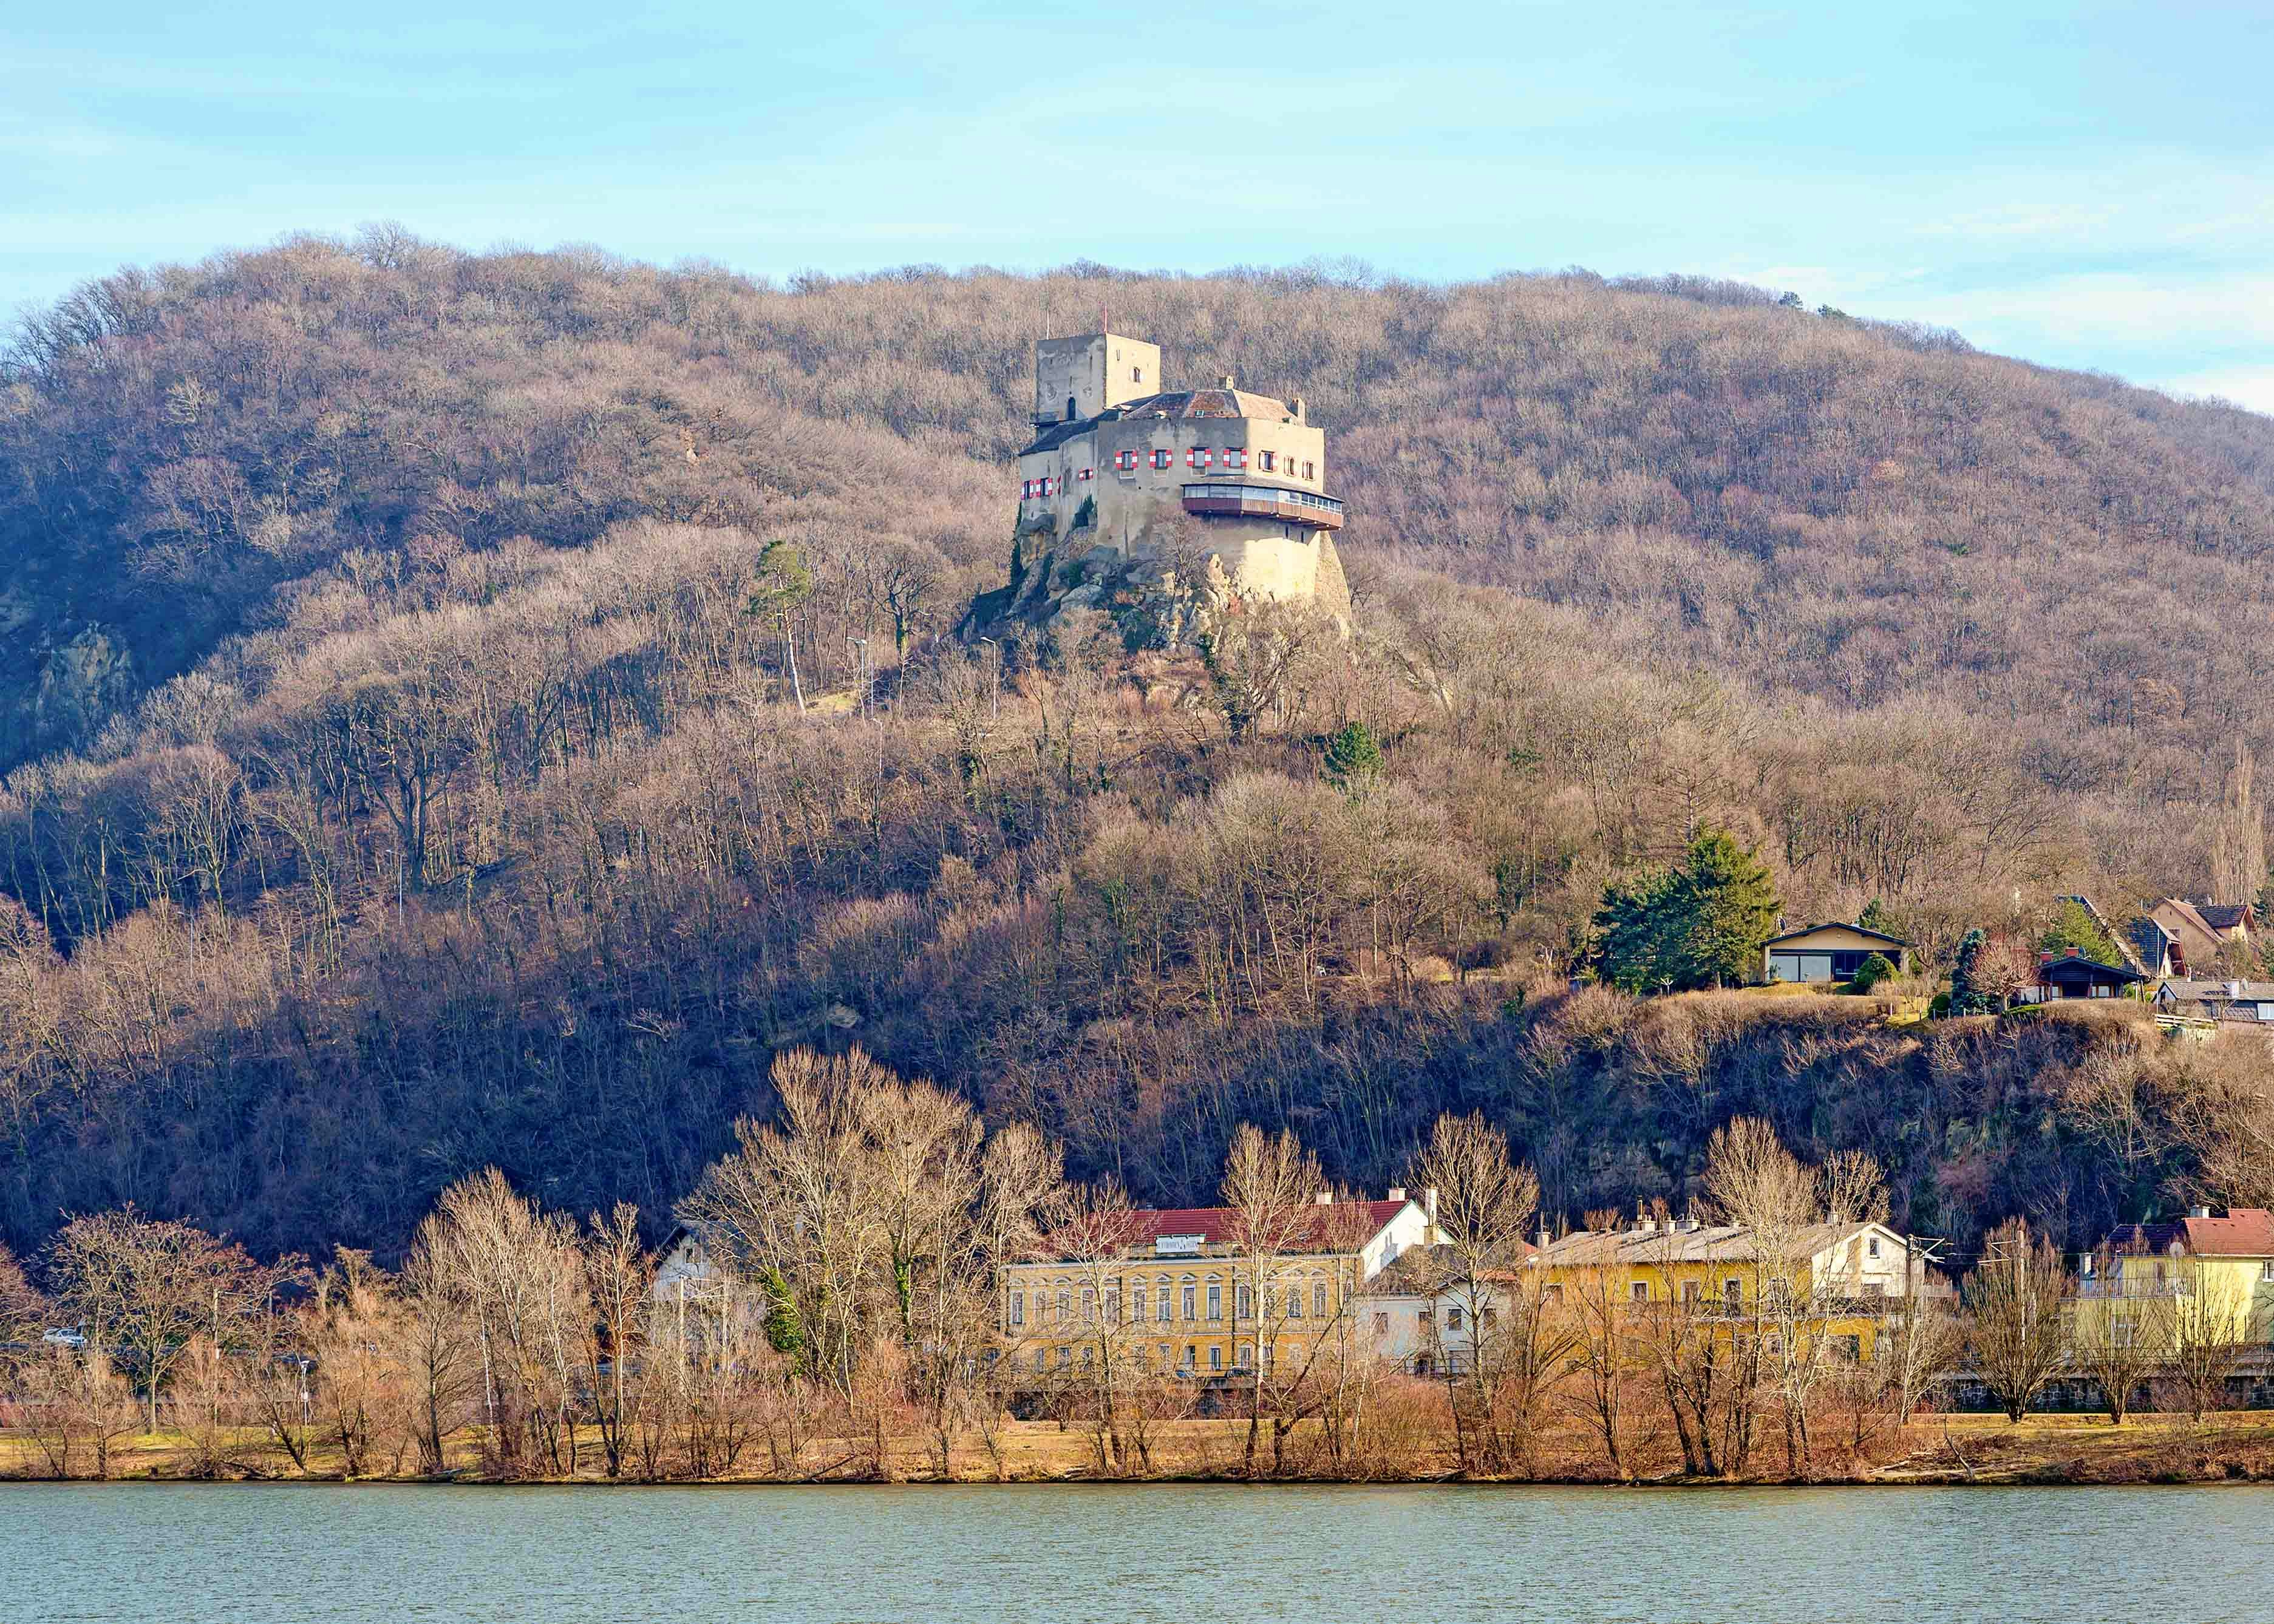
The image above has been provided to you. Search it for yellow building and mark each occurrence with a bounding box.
[999,1194,1433,1383]
[1531,1217,1916,1358]
[2078,1207,2274,1351]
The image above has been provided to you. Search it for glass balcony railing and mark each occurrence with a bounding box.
[1180,482,1346,530]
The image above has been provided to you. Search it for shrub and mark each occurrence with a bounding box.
[1851,953,1897,993]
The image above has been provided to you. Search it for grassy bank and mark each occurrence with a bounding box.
[10,1412,2274,1487]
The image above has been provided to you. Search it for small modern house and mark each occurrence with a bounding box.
[2017,949,2146,1002]
[1762,923,1911,985]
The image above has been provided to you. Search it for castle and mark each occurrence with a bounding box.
[1011,331,1349,613]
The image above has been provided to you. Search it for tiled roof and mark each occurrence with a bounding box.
[1112,387,1296,422]
[2105,1209,2274,1257]
[2158,978,2274,1004]
[1535,1220,1892,1267]
[1041,1198,1409,1260]
[2193,902,2255,933]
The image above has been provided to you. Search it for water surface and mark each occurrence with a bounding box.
[7,1481,2270,1623]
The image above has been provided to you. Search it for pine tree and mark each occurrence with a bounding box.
[1593,867,1681,993]
[1949,928,1990,1014]
[1322,722,1383,798]
[1669,827,1782,988]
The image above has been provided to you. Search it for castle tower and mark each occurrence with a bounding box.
[1032,332,1160,426]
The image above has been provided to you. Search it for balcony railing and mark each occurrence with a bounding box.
[1180,482,1346,530]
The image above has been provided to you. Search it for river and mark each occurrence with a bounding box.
[7,1481,2271,1622]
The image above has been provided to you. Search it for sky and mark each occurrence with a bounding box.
[4,1,2272,410]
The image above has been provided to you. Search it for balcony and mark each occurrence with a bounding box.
[1180,481,1345,531]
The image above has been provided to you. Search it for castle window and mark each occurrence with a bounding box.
[1258,450,1275,472]
[1132,366,1143,382]
[1222,448,1245,469]
[1152,449,1171,470]
[1187,447,1211,470]
[1303,461,1315,479]
[1116,450,1137,471]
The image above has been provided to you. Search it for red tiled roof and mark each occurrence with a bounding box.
[2106,1208,2274,1257]
[1044,1199,1409,1259]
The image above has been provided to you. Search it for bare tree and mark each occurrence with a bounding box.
[46,1207,293,1433]
[2165,1253,2252,1425]
[2073,1241,2173,1426]
[1962,1217,2072,1423]
[1219,1121,1324,1478]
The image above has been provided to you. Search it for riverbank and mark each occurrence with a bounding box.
[9,1411,2274,1486]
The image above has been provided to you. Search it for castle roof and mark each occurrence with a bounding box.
[1113,387,1296,422]
[1016,387,1304,457]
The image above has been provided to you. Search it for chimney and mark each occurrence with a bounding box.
[2228,980,2245,1000]
[1313,1191,1332,1206]
[1387,1186,1406,1203]
[2065,946,2080,957]
[1291,395,1306,422]
[1424,1186,1439,1223]
[2039,951,2054,966]
[2189,1204,2213,1219]
[1219,373,1236,389]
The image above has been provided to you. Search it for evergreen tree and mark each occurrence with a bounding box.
[1949,928,1990,1014]
[1669,827,1782,988]
[1593,827,1781,992]
[1593,868,1681,993]
[1857,897,1897,936]
[1322,722,1383,798]
[2039,899,2118,966]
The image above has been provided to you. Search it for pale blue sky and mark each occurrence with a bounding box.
[5,2,2271,409]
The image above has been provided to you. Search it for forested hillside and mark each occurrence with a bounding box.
[4,233,2274,1264]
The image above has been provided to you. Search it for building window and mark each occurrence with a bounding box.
[1222,448,1246,469]
[1725,1279,1741,1311]
[1182,1283,1196,1320]
[1315,1283,1328,1317]
[1078,466,1094,482]
[1132,1285,1148,1321]
[1867,1237,1881,1258]
[1187,447,1211,470]
[1159,1281,1174,1322]
[1302,460,1315,479]
[1417,1308,1434,1327]
[1683,1280,1701,1305]
[1483,1308,1499,1328]
[1056,1289,1070,1323]
[1116,449,1137,471]
[1286,1288,1302,1319]
[1210,1346,1224,1372]
[1544,1283,1564,1304]
[1151,449,1171,470]
[1259,450,1275,472]
[1105,1288,1120,1324]
[1132,366,1143,382]
[1373,1312,1389,1335]
[2262,1260,2274,1282]
[1081,1287,1096,1323]
[1237,1285,1253,1320]
[1009,1291,1025,1327]
[1631,1283,1649,1303]
[1207,1283,1223,1321]
[1236,1343,1253,1370]
[1056,1345,1070,1368]
[1446,1307,1463,1330]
